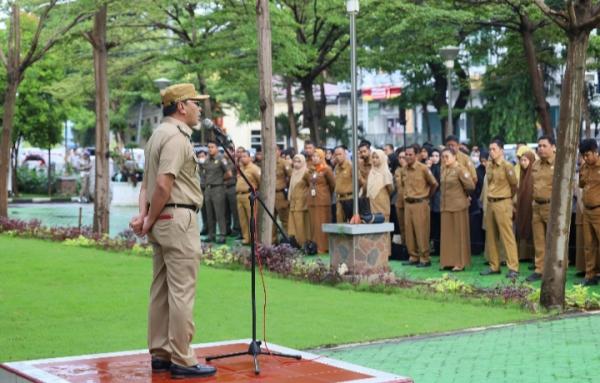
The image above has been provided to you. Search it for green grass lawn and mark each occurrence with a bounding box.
[0,236,538,363]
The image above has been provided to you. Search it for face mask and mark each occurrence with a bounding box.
[199,158,206,164]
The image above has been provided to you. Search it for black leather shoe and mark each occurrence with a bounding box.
[204,237,215,243]
[229,231,241,237]
[416,262,432,268]
[579,278,598,286]
[506,270,519,279]
[500,261,507,267]
[200,229,208,235]
[402,260,420,266]
[151,358,171,373]
[480,268,501,276]
[170,363,216,379]
[575,271,586,278]
[525,272,542,282]
[216,237,226,244]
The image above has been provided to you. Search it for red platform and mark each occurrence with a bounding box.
[0,340,412,383]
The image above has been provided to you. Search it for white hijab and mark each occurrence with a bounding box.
[367,149,393,199]
[288,154,307,200]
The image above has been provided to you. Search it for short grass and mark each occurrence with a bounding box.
[0,236,538,363]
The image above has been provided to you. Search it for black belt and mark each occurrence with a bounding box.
[337,193,352,200]
[276,189,286,192]
[585,204,600,210]
[164,203,199,213]
[405,197,427,204]
[488,197,510,203]
[206,184,224,188]
[535,199,550,205]
[237,191,250,195]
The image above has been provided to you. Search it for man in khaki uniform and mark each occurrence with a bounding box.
[237,150,261,245]
[334,145,353,223]
[303,140,316,170]
[526,135,556,282]
[480,139,519,278]
[129,83,216,379]
[200,141,231,243]
[579,138,600,285]
[444,135,477,183]
[394,151,407,241]
[358,140,372,195]
[274,145,291,234]
[402,144,438,267]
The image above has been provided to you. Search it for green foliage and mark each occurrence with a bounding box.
[321,115,350,147]
[426,273,474,295]
[16,167,56,194]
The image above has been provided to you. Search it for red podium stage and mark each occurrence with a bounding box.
[0,340,412,383]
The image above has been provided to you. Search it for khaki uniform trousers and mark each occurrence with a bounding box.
[582,208,600,279]
[237,192,251,244]
[288,210,311,246]
[486,198,519,272]
[205,185,227,239]
[404,200,430,263]
[148,207,201,367]
[532,203,550,274]
[273,191,290,242]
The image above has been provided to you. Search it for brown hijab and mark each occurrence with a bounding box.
[516,150,536,240]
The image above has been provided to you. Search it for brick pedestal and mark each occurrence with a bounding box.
[57,176,77,195]
[323,223,394,274]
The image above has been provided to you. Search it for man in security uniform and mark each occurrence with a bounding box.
[130,83,216,379]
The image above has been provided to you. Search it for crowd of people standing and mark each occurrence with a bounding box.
[198,133,600,286]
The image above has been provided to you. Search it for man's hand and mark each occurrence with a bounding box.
[141,216,154,236]
[130,215,144,237]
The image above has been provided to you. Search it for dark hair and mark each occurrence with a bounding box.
[445,135,459,144]
[431,148,441,155]
[580,138,598,154]
[538,134,556,146]
[480,149,489,161]
[406,144,420,154]
[255,145,262,152]
[384,143,394,151]
[490,138,504,149]
[162,102,178,117]
[358,139,371,149]
[207,140,217,146]
[304,140,315,147]
[277,144,284,151]
[334,145,347,152]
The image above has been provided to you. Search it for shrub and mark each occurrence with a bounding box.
[16,166,57,194]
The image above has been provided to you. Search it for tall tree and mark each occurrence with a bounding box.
[256,0,276,245]
[0,1,90,217]
[533,0,600,309]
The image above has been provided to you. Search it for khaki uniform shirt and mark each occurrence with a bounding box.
[441,163,475,212]
[579,161,600,207]
[402,161,438,199]
[358,157,372,189]
[143,116,203,208]
[486,158,517,198]
[532,155,555,201]
[276,158,291,191]
[394,167,404,207]
[334,160,353,197]
[236,163,261,193]
[289,171,309,211]
[304,166,335,207]
[458,151,477,183]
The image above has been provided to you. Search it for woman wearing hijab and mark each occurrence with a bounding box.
[367,149,394,221]
[304,148,335,253]
[429,148,442,255]
[516,150,536,261]
[440,148,475,271]
[288,154,311,247]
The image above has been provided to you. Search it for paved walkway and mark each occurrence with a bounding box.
[318,313,600,383]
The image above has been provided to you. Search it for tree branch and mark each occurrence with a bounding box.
[532,0,569,29]
[567,0,577,28]
[579,7,600,30]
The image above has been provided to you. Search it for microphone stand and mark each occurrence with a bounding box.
[205,133,301,375]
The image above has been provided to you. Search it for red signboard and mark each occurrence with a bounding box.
[362,86,402,101]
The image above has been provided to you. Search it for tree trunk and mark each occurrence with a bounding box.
[91,5,110,235]
[541,32,590,310]
[301,79,321,145]
[0,3,20,217]
[422,102,431,142]
[286,78,298,151]
[583,84,592,138]
[47,147,52,197]
[520,17,553,137]
[256,0,276,245]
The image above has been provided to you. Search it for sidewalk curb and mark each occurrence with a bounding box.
[8,197,80,204]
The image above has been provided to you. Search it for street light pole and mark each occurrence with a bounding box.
[439,46,459,138]
[347,0,359,220]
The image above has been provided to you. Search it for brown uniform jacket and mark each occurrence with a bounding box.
[358,158,371,190]
[579,161,600,208]
[441,163,475,212]
[402,161,438,199]
[236,163,261,193]
[334,159,353,197]
[532,155,555,201]
[486,158,518,198]
[304,166,335,207]
[394,167,404,207]
[143,116,203,209]
[289,171,309,211]
[276,158,291,191]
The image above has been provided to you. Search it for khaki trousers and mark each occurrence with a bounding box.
[395,205,405,242]
[532,203,550,274]
[148,207,201,367]
[486,198,518,272]
[582,208,600,279]
[273,191,290,242]
[237,192,251,244]
[288,210,311,246]
[404,201,430,263]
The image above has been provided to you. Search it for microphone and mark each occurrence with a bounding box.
[201,118,233,147]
